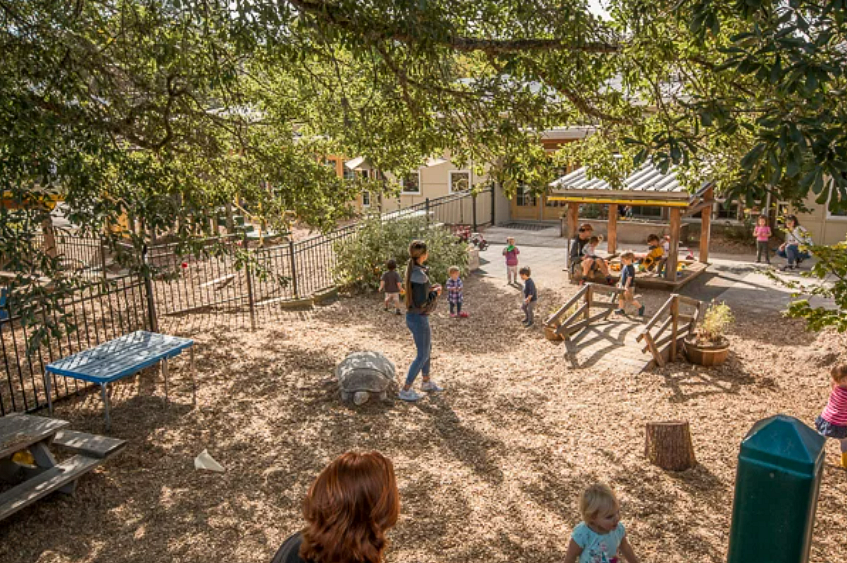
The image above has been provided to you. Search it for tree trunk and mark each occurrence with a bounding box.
[645,421,697,471]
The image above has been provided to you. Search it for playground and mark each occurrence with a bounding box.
[1,247,845,563]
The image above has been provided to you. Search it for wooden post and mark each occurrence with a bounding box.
[670,294,679,360]
[607,204,618,254]
[567,202,578,239]
[699,193,712,264]
[225,202,235,234]
[645,421,697,471]
[665,208,681,281]
[41,214,57,259]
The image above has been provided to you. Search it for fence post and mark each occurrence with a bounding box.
[99,237,108,282]
[425,198,431,226]
[490,185,495,226]
[141,245,159,332]
[727,415,824,563]
[472,192,478,231]
[288,239,299,299]
[244,237,257,331]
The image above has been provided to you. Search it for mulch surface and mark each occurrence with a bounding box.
[0,273,845,562]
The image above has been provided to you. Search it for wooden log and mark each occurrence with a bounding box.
[645,421,697,471]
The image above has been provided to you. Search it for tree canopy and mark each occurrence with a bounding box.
[2,0,846,252]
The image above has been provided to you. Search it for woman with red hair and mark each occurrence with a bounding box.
[271,451,400,563]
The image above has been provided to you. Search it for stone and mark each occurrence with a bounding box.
[336,351,397,405]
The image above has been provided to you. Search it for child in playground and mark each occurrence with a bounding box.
[639,234,664,273]
[503,237,520,285]
[563,483,641,563]
[615,251,645,317]
[519,266,537,327]
[445,266,468,318]
[815,364,847,468]
[379,259,404,315]
[753,215,772,264]
[585,236,602,259]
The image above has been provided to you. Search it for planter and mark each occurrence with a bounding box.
[683,337,730,367]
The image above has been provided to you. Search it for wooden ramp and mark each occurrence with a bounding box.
[545,284,705,374]
[564,318,652,373]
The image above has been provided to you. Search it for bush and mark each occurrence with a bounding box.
[696,301,734,344]
[334,215,469,291]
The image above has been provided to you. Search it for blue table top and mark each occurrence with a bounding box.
[46,331,194,384]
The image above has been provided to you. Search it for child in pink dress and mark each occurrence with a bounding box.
[816,365,847,468]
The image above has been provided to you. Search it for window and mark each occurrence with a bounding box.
[401,171,420,194]
[516,185,537,207]
[715,200,742,221]
[449,170,470,193]
[361,191,371,207]
[343,166,356,181]
[827,193,847,220]
[630,205,662,219]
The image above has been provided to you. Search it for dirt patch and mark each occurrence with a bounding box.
[0,276,845,563]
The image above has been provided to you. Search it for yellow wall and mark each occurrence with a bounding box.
[789,193,847,245]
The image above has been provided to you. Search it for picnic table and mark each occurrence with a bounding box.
[0,413,125,522]
[45,331,196,430]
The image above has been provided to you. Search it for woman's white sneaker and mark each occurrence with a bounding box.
[421,381,443,392]
[398,389,424,401]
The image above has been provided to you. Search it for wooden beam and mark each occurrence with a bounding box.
[665,208,681,281]
[699,197,712,264]
[607,204,618,253]
[567,202,579,239]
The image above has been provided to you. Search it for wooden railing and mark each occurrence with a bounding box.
[544,283,627,340]
[636,294,704,367]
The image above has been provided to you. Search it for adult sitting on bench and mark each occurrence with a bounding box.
[569,223,613,284]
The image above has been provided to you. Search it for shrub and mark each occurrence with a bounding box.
[334,215,469,291]
[696,301,734,344]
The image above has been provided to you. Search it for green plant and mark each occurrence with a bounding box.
[333,216,469,291]
[696,301,735,344]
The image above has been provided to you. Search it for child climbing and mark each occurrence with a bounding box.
[563,483,641,563]
[753,215,772,264]
[639,234,664,273]
[379,259,404,315]
[445,266,468,318]
[615,251,645,317]
[503,237,520,285]
[815,364,847,468]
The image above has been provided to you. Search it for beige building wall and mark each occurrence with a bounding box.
[788,192,847,246]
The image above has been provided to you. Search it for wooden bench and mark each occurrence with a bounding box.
[53,429,126,459]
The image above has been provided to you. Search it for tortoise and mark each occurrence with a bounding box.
[336,351,397,405]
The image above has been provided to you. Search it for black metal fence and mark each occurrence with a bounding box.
[0,188,493,413]
[0,274,151,415]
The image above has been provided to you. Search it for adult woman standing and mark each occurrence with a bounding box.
[270,451,400,563]
[777,215,812,271]
[399,239,442,402]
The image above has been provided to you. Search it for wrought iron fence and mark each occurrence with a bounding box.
[0,274,151,415]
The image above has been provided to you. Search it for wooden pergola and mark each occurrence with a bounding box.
[549,164,716,287]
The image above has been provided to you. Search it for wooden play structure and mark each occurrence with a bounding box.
[549,163,716,290]
[544,284,704,373]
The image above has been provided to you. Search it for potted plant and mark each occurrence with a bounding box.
[684,301,734,366]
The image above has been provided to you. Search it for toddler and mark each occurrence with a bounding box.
[585,236,602,259]
[815,364,847,468]
[503,237,520,285]
[615,251,645,317]
[640,234,664,273]
[520,266,537,327]
[379,259,404,315]
[564,483,640,563]
[445,266,468,318]
[753,215,772,264]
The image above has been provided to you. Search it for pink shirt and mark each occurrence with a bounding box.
[754,225,771,242]
[822,384,847,426]
[503,247,520,266]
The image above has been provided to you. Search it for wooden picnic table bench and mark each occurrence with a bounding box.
[45,331,196,431]
[0,413,125,522]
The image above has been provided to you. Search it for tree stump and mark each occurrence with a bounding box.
[645,421,697,471]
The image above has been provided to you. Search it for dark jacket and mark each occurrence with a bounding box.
[271,532,309,563]
[407,265,439,315]
[569,235,589,265]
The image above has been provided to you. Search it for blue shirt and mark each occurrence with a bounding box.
[619,264,636,289]
[572,522,626,563]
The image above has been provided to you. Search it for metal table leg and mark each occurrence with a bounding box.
[190,346,197,407]
[44,370,53,416]
[162,358,170,406]
[101,383,111,431]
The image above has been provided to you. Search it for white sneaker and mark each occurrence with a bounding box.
[421,380,443,392]
[398,389,424,401]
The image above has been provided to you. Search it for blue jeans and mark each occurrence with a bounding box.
[777,244,810,266]
[405,313,431,386]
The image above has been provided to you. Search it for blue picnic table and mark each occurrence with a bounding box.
[45,331,196,430]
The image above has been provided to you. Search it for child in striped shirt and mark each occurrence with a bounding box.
[815,365,847,468]
[445,266,468,318]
